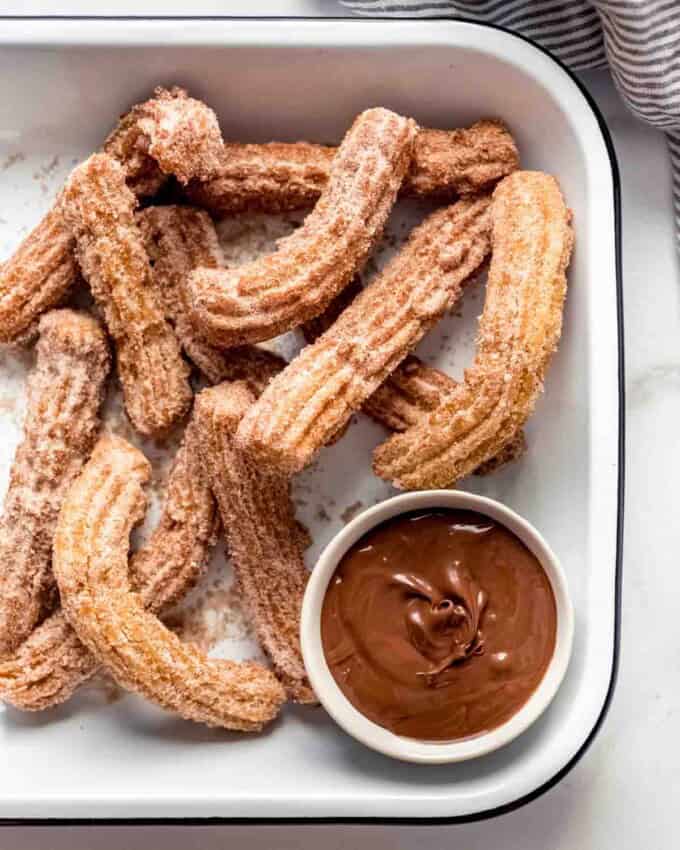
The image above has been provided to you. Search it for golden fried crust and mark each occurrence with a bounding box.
[104,86,224,193]
[52,434,285,729]
[188,108,418,347]
[62,154,192,438]
[195,383,314,703]
[0,205,78,345]
[138,204,287,390]
[364,355,461,432]
[129,418,218,613]
[406,120,519,198]
[306,294,526,463]
[474,429,527,476]
[0,611,97,710]
[185,142,336,215]
[0,418,218,712]
[186,119,518,215]
[0,88,224,345]
[237,195,492,475]
[302,282,464,431]
[0,310,109,658]
[373,171,573,490]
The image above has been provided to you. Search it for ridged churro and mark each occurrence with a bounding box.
[475,430,527,476]
[52,434,285,730]
[0,417,218,711]
[103,86,223,193]
[237,195,492,474]
[195,382,314,703]
[301,279,462,431]
[128,418,218,613]
[186,119,518,215]
[373,171,573,490]
[0,310,109,658]
[188,108,418,347]
[62,154,192,437]
[0,88,223,345]
[0,207,78,345]
[303,280,525,470]
[138,204,286,389]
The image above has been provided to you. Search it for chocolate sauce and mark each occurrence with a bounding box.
[321,509,556,741]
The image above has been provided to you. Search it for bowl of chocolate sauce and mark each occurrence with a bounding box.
[300,491,574,763]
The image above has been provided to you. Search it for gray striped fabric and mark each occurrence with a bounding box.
[342,0,680,241]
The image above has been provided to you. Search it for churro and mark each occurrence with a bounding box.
[0,310,109,658]
[52,434,285,730]
[103,86,223,194]
[0,416,218,711]
[186,119,519,215]
[138,204,286,390]
[304,280,526,468]
[373,171,573,490]
[128,418,218,613]
[0,88,222,345]
[62,153,192,437]
[237,195,492,474]
[188,108,417,346]
[474,430,527,476]
[195,382,314,703]
[0,207,79,345]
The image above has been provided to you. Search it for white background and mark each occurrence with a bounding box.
[1,2,679,848]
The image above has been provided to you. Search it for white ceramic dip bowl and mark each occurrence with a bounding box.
[301,490,574,764]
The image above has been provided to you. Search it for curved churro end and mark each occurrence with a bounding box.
[236,194,492,476]
[53,433,285,729]
[0,204,78,345]
[0,89,223,345]
[186,119,518,216]
[140,87,223,185]
[406,119,520,198]
[0,414,219,712]
[62,153,192,438]
[104,86,224,192]
[0,609,99,711]
[138,204,287,391]
[474,429,527,476]
[195,383,315,704]
[0,309,109,658]
[187,108,418,347]
[373,170,573,490]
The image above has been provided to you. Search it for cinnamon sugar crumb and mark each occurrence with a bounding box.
[341,501,364,524]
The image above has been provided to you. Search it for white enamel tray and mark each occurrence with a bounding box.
[0,18,622,824]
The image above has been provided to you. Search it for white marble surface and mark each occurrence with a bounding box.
[1,3,678,848]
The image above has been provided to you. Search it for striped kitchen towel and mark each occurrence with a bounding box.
[341,0,680,239]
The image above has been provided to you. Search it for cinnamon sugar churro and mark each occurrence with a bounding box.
[373,171,573,490]
[303,280,526,469]
[0,207,78,345]
[195,382,314,703]
[138,204,286,390]
[186,119,518,215]
[103,86,223,193]
[237,195,492,475]
[0,417,218,711]
[62,154,192,437]
[52,434,284,730]
[188,108,417,346]
[0,88,223,345]
[0,310,109,658]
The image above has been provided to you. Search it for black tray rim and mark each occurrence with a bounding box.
[0,13,624,829]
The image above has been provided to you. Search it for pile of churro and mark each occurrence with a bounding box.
[0,87,573,730]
